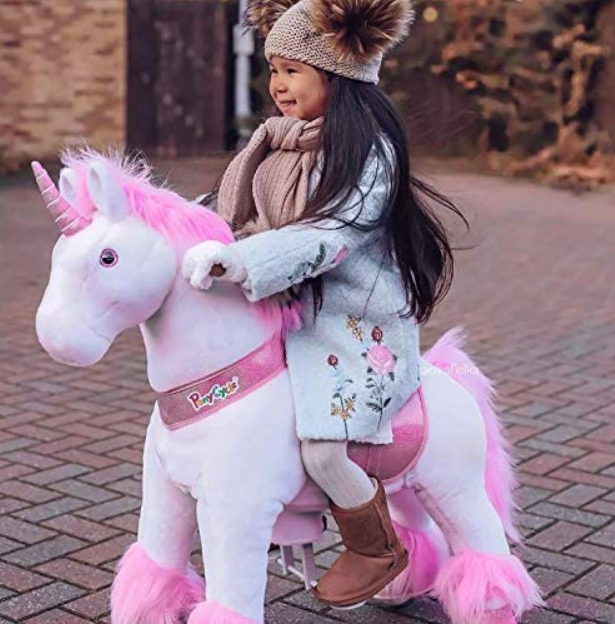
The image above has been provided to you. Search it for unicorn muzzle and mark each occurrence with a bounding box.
[36,308,112,367]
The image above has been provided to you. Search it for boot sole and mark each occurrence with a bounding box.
[330,601,367,611]
[314,549,410,608]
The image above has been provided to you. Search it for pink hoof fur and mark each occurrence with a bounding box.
[374,522,449,605]
[188,601,257,623]
[433,550,543,624]
[111,543,204,624]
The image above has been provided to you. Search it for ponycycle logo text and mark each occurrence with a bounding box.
[187,377,240,412]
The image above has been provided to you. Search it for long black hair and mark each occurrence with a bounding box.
[206,73,468,325]
[294,74,468,325]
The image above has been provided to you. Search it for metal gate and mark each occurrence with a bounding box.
[128,0,236,157]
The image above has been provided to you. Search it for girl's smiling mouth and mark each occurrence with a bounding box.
[277,99,296,114]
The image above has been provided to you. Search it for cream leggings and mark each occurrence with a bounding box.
[300,439,375,509]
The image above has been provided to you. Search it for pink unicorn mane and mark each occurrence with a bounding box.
[61,147,234,245]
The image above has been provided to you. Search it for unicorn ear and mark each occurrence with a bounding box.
[59,168,80,205]
[86,161,129,221]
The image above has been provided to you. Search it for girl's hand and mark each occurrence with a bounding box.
[182,241,247,290]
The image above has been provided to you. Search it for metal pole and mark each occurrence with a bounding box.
[233,0,254,143]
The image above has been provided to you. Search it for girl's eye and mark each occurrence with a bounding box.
[99,248,119,267]
[287,69,296,74]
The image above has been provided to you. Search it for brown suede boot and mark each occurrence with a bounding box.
[313,479,408,607]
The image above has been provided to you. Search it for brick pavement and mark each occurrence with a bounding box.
[1,159,614,623]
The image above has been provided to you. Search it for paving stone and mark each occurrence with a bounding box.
[565,542,615,566]
[396,596,449,623]
[527,501,611,528]
[547,592,615,622]
[520,546,595,575]
[0,581,86,620]
[567,564,615,601]
[550,484,608,508]
[0,497,30,515]
[22,464,91,486]
[3,536,88,567]
[520,608,576,623]
[529,566,575,597]
[79,463,140,486]
[23,608,93,623]
[42,514,120,543]
[63,587,111,619]
[0,562,50,592]
[0,517,57,545]
[585,521,615,549]
[74,496,141,521]
[0,480,60,504]
[0,535,24,555]
[35,558,114,591]
[48,479,120,503]
[265,602,337,623]
[14,497,90,523]
[70,534,135,566]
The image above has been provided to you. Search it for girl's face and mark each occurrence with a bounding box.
[269,56,330,121]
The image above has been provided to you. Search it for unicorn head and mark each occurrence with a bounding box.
[33,150,234,368]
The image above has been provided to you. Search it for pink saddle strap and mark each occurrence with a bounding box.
[157,332,286,430]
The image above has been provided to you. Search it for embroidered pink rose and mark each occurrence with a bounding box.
[366,344,396,375]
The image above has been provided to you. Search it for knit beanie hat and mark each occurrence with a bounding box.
[247,0,416,84]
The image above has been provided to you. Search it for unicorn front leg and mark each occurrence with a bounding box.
[187,483,283,624]
[111,422,204,624]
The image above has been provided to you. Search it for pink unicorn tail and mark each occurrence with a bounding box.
[423,327,520,543]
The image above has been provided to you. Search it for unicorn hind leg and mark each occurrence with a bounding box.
[111,424,204,624]
[413,363,542,624]
[374,486,449,605]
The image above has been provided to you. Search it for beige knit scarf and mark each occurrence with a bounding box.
[217,115,323,238]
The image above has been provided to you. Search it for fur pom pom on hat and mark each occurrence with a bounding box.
[246,0,299,38]
[246,0,416,84]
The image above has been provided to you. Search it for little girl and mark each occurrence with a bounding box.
[183,0,467,608]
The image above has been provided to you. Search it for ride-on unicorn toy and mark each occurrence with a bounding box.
[32,151,542,624]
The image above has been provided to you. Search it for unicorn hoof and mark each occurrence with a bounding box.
[433,551,543,624]
[111,543,204,624]
[187,601,257,623]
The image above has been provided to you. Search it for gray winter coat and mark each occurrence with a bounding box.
[231,141,421,443]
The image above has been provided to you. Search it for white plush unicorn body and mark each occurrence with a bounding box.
[33,152,541,624]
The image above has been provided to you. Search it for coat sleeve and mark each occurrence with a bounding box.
[230,142,394,302]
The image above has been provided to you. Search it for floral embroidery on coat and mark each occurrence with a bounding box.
[327,353,356,437]
[346,315,398,426]
[287,243,348,284]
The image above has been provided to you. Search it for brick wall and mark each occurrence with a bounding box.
[0,0,127,172]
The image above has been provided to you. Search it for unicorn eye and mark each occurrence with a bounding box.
[99,248,119,267]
